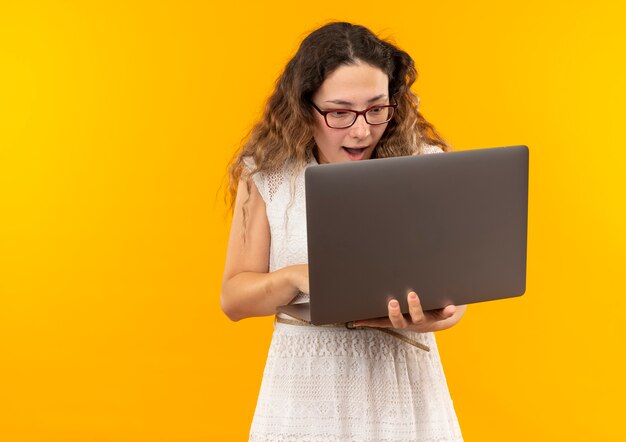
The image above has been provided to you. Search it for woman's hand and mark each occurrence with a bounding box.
[353,291,466,333]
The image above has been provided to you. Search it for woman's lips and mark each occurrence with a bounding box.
[342,146,367,160]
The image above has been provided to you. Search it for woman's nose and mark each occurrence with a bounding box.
[349,114,370,138]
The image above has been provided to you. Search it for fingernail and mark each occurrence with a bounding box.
[390,300,399,308]
[409,293,417,300]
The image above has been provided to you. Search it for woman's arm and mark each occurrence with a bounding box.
[220,177,308,322]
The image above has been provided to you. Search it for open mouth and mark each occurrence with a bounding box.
[342,146,368,160]
[343,146,366,155]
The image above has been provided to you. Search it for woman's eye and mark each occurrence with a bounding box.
[370,107,384,114]
[330,111,349,117]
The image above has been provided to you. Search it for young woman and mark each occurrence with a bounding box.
[221,21,466,441]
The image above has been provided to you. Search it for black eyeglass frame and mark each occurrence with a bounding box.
[310,99,398,129]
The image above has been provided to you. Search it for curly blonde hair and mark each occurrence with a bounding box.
[226,21,449,215]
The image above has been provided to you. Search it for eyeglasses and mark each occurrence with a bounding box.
[310,100,398,129]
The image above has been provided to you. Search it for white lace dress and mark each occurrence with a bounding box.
[245,147,463,442]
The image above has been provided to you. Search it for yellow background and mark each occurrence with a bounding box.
[1,1,625,440]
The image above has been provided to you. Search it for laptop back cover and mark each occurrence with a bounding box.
[305,145,528,325]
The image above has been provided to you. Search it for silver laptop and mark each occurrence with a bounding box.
[277,145,529,325]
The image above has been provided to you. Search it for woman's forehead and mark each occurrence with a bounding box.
[315,63,389,105]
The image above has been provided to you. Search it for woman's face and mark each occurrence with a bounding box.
[311,61,390,164]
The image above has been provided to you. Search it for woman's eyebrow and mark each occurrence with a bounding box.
[324,94,388,106]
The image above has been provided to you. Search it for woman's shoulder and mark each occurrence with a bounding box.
[413,144,445,155]
[242,155,306,204]
[242,155,305,177]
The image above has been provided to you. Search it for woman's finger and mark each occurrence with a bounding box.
[442,305,456,318]
[388,299,409,329]
[426,305,456,321]
[407,291,425,324]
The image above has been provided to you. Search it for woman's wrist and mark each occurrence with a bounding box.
[280,265,305,296]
